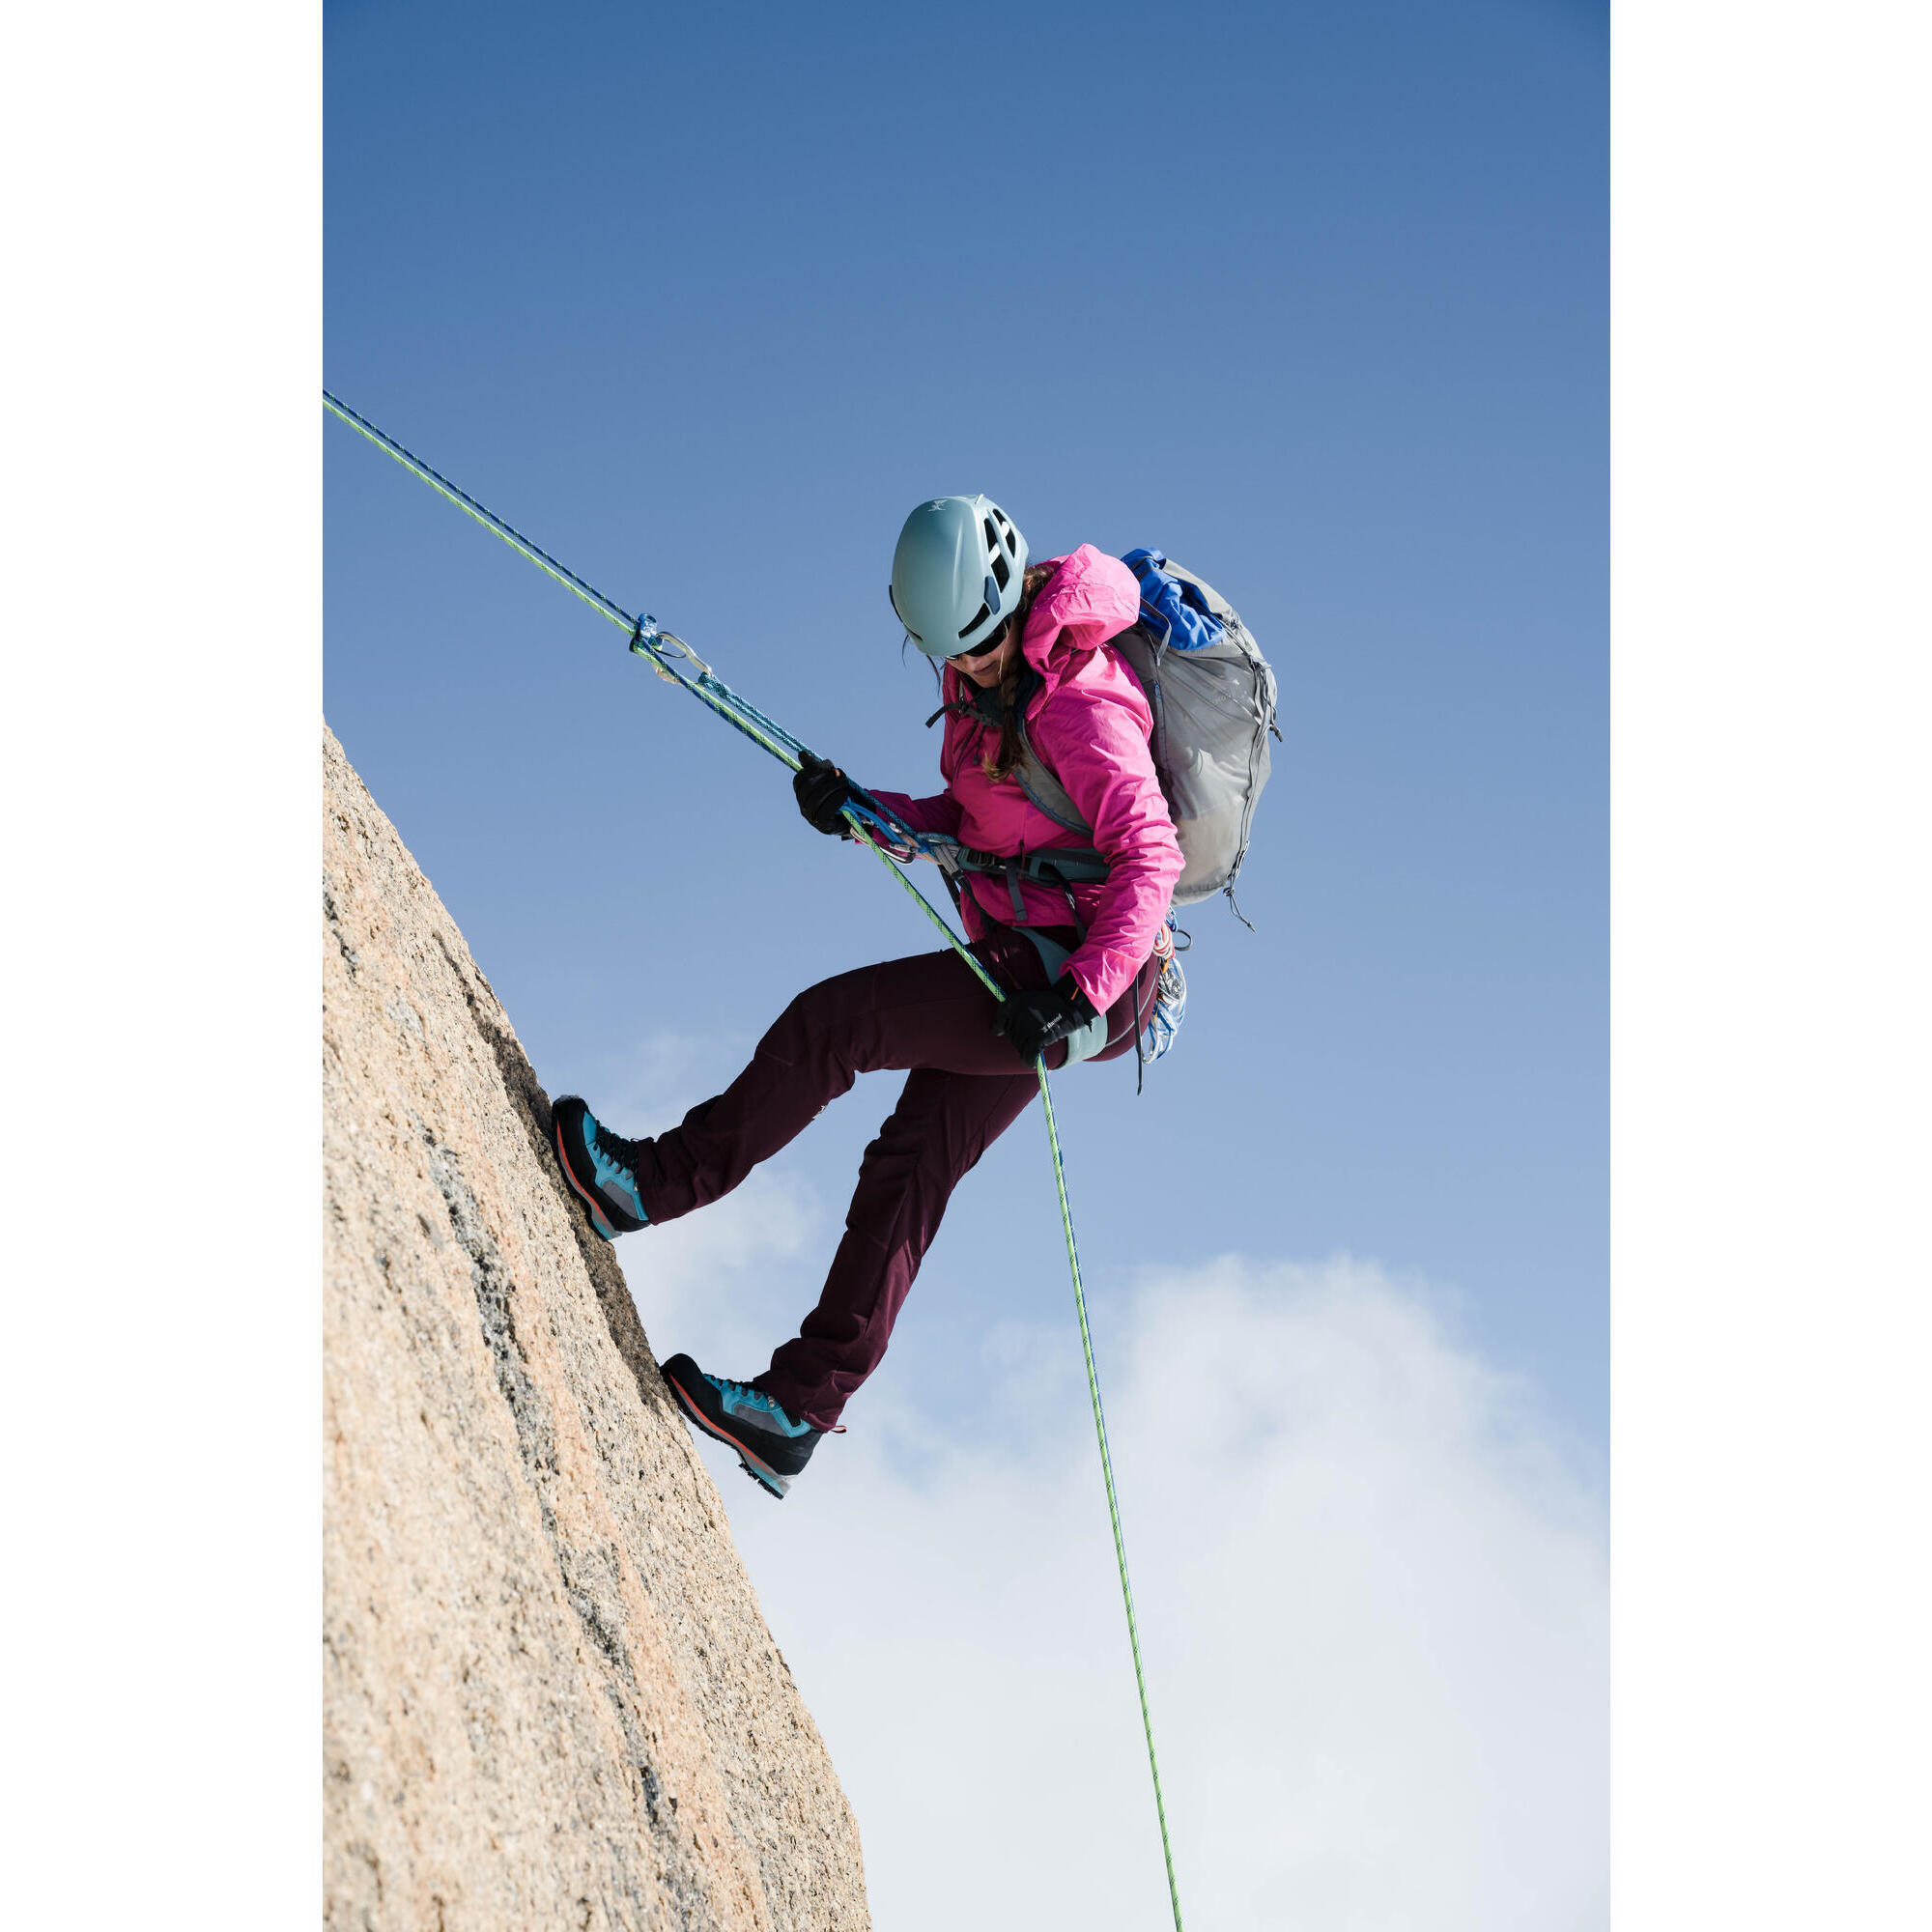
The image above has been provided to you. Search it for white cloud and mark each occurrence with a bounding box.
[706,1255,1606,1932]
[616,1166,824,1370]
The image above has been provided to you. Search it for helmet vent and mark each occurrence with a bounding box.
[990,548,1009,590]
[957,603,992,640]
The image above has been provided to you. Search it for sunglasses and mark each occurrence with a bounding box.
[947,616,1012,666]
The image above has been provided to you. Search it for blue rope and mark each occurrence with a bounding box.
[325,392,1186,1926]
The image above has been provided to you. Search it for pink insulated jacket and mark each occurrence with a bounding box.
[871,545,1183,1012]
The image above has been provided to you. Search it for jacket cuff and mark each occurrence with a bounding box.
[1060,970,1101,1019]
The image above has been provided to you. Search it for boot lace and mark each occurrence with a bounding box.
[589,1124,642,1186]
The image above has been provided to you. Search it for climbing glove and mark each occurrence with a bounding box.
[996,978,1100,1065]
[793,753,860,837]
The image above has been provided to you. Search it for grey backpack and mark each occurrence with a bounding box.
[1014,550,1280,919]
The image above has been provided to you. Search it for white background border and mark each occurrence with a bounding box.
[2,0,319,1915]
[2,1,1926,1920]
[1613,1,1929,1921]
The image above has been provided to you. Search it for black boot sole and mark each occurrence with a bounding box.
[660,1354,812,1500]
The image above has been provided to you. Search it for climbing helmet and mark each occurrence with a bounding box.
[889,495,1029,659]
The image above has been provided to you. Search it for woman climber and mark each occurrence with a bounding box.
[550,495,1182,1497]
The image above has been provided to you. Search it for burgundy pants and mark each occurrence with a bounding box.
[627,925,1156,1428]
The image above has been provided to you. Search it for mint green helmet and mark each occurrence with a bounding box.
[889,496,1029,659]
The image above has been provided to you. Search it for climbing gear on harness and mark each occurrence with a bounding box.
[324,393,1189,1931]
[890,495,1029,658]
[1137,915,1188,1065]
[996,977,1101,1066]
[659,1354,827,1499]
[793,753,861,837]
[552,1096,651,1238]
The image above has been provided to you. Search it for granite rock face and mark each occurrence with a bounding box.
[324,726,868,1931]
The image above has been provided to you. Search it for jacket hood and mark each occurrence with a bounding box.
[943,545,1142,716]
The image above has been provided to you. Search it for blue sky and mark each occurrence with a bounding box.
[327,0,1607,1470]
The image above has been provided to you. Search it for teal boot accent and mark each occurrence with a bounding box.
[551,1095,650,1239]
[659,1354,827,1498]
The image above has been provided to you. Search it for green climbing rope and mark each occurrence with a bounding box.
[321,391,1004,997]
[325,392,1184,1927]
[1037,1070,1187,1927]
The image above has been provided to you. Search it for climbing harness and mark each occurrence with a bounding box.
[324,393,1187,1929]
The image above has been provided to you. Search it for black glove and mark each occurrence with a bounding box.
[996,978,1101,1064]
[793,753,860,837]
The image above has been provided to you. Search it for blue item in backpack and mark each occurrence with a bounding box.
[1122,549,1226,654]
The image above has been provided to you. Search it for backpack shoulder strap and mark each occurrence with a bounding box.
[1009,718,1092,836]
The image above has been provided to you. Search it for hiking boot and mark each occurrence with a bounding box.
[659,1354,825,1499]
[551,1095,650,1239]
